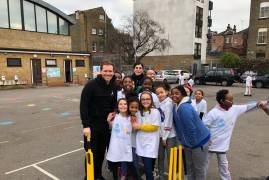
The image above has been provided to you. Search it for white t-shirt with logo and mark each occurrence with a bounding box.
[203,105,247,152]
[191,99,207,116]
[106,114,133,162]
[136,109,161,158]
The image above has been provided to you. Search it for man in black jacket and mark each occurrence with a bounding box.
[80,61,117,180]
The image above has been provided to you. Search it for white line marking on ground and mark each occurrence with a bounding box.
[21,121,76,134]
[63,126,74,130]
[5,148,84,175]
[0,141,9,144]
[33,165,60,180]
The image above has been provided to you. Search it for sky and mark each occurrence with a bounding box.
[45,0,251,33]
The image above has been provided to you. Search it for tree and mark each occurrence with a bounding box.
[108,11,170,65]
[238,57,269,74]
[220,52,240,68]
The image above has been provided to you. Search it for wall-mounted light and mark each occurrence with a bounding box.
[3,52,7,55]
[66,55,70,59]
[33,54,37,58]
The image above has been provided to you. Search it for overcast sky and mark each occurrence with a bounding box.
[45,0,251,33]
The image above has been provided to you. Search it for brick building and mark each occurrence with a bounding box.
[208,24,248,57]
[248,0,269,59]
[133,0,213,74]
[69,7,121,70]
[0,0,91,87]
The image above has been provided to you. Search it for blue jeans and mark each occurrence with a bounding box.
[142,157,155,180]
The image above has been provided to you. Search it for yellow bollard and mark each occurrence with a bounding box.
[173,147,178,180]
[86,136,94,180]
[178,145,183,180]
[168,147,174,180]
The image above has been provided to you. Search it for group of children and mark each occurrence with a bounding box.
[104,74,268,180]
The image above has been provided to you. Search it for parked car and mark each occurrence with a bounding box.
[194,69,235,86]
[156,70,179,83]
[172,70,191,80]
[252,74,269,88]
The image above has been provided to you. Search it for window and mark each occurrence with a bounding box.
[0,0,9,28]
[99,14,105,21]
[195,6,203,38]
[92,28,97,35]
[23,1,36,31]
[195,25,202,38]
[196,6,203,22]
[225,37,232,44]
[47,11,58,34]
[98,29,103,35]
[45,59,57,67]
[59,18,69,35]
[256,52,265,58]
[216,71,224,76]
[76,60,85,67]
[92,43,97,52]
[260,2,269,18]
[36,6,47,33]
[206,71,214,76]
[9,0,22,29]
[257,28,268,44]
[7,58,22,67]
[194,43,201,59]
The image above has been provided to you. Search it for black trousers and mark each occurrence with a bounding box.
[84,128,110,179]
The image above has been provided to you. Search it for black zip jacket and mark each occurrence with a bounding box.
[80,75,117,131]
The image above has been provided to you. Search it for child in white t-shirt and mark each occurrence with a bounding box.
[132,91,161,180]
[106,98,138,180]
[155,84,177,180]
[192,89,207,119]
[244,75,253,96]
[203,89,258,180]
[138,77,160,108]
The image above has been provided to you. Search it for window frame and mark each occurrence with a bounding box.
[75,60,85,67]
[45,59,57,67]
[7,58,22,67]
[92,28,97,35]
[257,28,268,45]
[92,42,97,52]
[260,2,269,19]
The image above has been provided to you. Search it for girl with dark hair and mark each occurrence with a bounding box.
[138,77,160,108]
[106,98,138,180]
[171,85,210,180]
[132,91,161,180]
[114,71,122,91]
[155,83,176,180]
[117,76,136,100]
[191,89,208,119]
[204,89,262,180]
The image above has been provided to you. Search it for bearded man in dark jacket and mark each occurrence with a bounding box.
[80,61,117,180]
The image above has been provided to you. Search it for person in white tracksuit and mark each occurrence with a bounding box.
[244,75,252,96]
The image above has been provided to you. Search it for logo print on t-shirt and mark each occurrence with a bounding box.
[217,119,226,129]
[113,123,121,134]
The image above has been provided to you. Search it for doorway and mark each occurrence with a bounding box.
[31,59,42,85]
[64,60,72,83]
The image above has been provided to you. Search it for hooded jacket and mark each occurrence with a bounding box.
[80,75,117,131]
[173,97,210,148]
